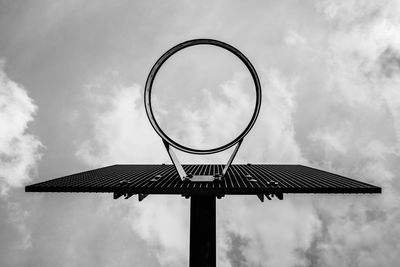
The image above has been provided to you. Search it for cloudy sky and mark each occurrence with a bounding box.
[0,0,399,266]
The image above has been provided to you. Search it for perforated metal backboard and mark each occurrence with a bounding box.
[25,164,381,198]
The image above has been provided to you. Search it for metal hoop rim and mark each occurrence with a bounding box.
[144,39,262,155]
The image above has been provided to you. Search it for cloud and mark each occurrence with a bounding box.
[160,72,255,154]
[219,196,321,267]
[75,71,189,266]
[285,1,400,266]
[239,69,306,164]
[4,200,31,249]
[215,70,319,267]
[0,60,42,195]
[0,61,42,265]
[75,70,167,166]
[129,196,189,267]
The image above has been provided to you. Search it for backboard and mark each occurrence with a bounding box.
[25,164,381,200]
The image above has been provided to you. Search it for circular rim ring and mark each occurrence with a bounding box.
[144,39,262,155]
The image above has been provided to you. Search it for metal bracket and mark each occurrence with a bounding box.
[124,192,135,199]
[113,192,135,200]
[263,193,284,201]
[163,139,243,182]
[163,140,188,180]
[220,139,242,178]
[113,192,124,199]
[138,193,148,201]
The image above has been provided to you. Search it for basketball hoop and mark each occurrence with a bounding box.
[144,39,262,181]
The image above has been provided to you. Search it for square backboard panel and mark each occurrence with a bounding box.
[25,164,381,197]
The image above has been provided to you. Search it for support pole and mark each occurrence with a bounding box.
[190,195,216,267]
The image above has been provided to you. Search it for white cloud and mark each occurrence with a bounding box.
[75,71,188,266]
[285,30,307,47]
[219,196,321,267]
[5,200,32,249]
[172,72,254,153]
[0,61,42,264]
[214,70,319,267]
[240,69,306,164]
[75,71,167,166]
[0,61,42,195]
[292,1,400,266]
[129,196,189,267]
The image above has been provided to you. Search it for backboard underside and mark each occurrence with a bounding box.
[25,164,381,196]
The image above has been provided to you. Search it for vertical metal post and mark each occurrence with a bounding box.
[190,195,216,267]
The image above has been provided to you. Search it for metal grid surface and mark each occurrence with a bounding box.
[25,164,381,195]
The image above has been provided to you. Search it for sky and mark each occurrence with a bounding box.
[0,0,399,266]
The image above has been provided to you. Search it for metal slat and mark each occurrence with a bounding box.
[251,165,294,189]
[274,165,328,189]
[130,166,166,191]
[290,165,352,189]
[157,166,179,190]
[299,165,371,188]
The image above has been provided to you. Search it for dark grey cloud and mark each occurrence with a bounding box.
[378,47,400,78]
[225,231,250,267]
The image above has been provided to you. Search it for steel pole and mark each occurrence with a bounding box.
[189,195,216,267]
